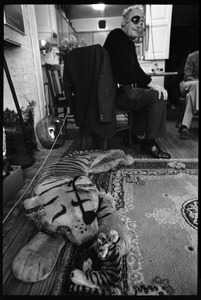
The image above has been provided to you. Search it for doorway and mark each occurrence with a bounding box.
[165,4,199,108]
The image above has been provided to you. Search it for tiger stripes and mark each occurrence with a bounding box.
[33,151,93,188]
[32,149,133,191]
[69,284,110,295]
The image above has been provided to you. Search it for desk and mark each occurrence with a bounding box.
[147,72,178,76]
[145,71,178,88]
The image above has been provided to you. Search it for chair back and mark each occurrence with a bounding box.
[45,64,71,117]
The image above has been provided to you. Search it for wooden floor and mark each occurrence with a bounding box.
[158,109,198,159]
[3,107,198,295]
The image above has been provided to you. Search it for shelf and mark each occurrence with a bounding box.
[4,24,22,47]
[4,38,21,47]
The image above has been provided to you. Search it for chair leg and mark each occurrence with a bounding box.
[79,127,86,150]
[176,98,186,128]
[127,113,133,145]
[102,139,108,150]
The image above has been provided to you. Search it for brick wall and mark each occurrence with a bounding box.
[4,5,40,117]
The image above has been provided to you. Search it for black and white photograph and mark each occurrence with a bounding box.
[3,2,199,296]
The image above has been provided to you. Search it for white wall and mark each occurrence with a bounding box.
[71,16,122,46]
[34,4,60,65]
[4,5,45,124]
[71,16,121,32]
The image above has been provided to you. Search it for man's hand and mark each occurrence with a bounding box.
[148,82,168,100]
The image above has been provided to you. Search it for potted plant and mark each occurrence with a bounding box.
[58,34,87,62]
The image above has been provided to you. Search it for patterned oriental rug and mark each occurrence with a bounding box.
[52,159,198,296]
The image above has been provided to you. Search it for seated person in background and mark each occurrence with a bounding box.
[179,50,199,139]
[103,5,171,159]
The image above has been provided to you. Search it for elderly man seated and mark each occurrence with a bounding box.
[179,50,199,139]
[103,5,171,159]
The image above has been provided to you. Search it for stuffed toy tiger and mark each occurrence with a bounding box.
[70,230,122,295]
[12,149,134,283]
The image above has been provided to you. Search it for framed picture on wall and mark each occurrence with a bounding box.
[4,5,25,34]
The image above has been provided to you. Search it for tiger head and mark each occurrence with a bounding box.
[24,175,101,245]
[93,230,120,259]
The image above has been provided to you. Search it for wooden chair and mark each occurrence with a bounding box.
[106,109,133,149]
[45,63,73,118]
[63,45,133,151]
[80,109,133,150]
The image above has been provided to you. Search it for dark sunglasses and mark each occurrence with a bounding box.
[130,15,145,27]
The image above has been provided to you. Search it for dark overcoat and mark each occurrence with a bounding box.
[63,44,117,139]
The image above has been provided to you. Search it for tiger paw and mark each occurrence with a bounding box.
[12,231,66,282]
[83,258,92,272]
[70,269,99,289]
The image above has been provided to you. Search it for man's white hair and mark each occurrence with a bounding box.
[121,5,144,28]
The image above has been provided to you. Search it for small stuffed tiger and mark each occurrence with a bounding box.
[70,230,122,295]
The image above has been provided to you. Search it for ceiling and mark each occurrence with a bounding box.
[63,5,132,20]
[62,4,199,26]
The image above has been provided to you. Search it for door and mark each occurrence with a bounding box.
[145,5,172,60]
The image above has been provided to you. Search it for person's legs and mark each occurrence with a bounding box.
[116,86,167,137]
[115,86,170,158]
[179,81,199,139]
[182,93,194,128]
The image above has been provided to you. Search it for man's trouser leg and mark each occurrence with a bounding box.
[181,81,199,128]
[115,86,167,139]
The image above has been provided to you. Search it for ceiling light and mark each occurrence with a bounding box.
[92,4,105,11]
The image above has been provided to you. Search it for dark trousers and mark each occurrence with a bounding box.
[115,86,167,139]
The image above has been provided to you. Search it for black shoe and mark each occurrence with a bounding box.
[141,142,171,159]
[179,127,189,139]
[178,125,187,134]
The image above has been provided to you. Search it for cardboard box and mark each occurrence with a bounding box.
[3,165,24,204]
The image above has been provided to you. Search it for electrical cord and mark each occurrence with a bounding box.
[3,112,69,224]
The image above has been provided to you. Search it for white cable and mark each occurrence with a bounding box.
[3,112,68,224]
